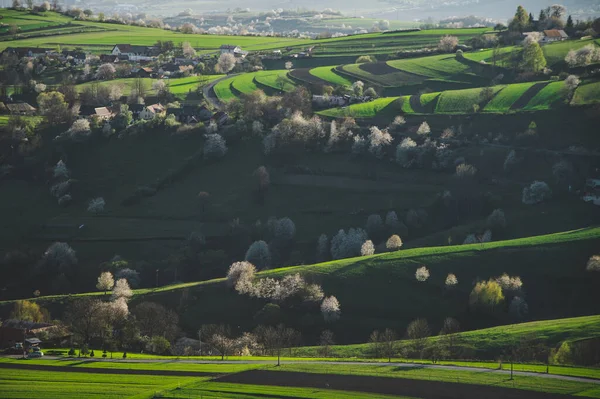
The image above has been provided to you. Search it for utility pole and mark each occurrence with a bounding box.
[155,269,159,287]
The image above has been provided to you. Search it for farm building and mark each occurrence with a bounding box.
[5,102,36,115]
[61,50,86,64]
[542,30,568,43]
[111,44,157,61]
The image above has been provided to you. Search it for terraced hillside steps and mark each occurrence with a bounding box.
[510,82,550,110]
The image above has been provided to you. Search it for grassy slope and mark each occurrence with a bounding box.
[213,76,237,102]
[483,82,537,112]
[5,227,600,347]
[309,66,353,86]
[294,314,600,358]
[572,80,600,105]
[522,81,565,111]
[0,10,310,53]
[318,77,600,118]
[435,86,503,113]
[254,70,296,92]
[318,97,399,118]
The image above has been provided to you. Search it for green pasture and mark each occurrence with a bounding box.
[483,82,538,112]
[213,76,237,102]
[435,86,503,113]
[253,70,296,92]
[275,364,600,398]
[572,80,600,105]
[522,81,566,111]
[319,97,399,118]
[0,368,197,399]
[309,66,353,87]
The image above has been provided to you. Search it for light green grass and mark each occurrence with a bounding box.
[435,86,502,113]
[230,72,260,94]
[522,81,565,111]
[387,54,471,79]
[318,97,399,118]
[572,80,600,105]
[309,66,353,87]
[0,115,43,127]
[213,76,237,102]
[0,368,197,399]
[483,82,537,112]
[0,10,311,53]
[253,70,296,92]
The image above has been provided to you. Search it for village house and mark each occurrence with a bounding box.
[61,50,86,64]
[139,103,165,120]
[312,95,348,107]
[5,102,36,115]
[95,107,114,120]
[99,54,128,63]
[211,111,229,126]
[111,44,157,62]
[0,47,52,59]
[136,67,155,78]
[220,45,247,58]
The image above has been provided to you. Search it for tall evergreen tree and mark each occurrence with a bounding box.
[509,5,530,32]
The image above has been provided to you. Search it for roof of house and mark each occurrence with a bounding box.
[148,103,164,112]
[62,50,86,59]
[95,107,113,117]
[6,103,36,112]
[544,29,568,38]
[114,44,155,55]
[129,104,145,112]
[140,67,153,73]
[220,44,239,50]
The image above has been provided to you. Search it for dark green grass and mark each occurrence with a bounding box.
[5,227,600,348]
[0,368,197,399]
[572,80,600,105]
[274,364,600,398]
[293,314,600,359]
[162,380,413,399]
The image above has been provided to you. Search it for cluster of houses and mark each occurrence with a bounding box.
[312,94,374,108]
[89,103,228,126]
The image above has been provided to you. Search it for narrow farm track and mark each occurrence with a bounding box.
[6,357,599,385]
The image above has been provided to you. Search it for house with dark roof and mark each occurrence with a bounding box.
[99,54,129,63]
[220,44,246,57]
[542,30,568,43]
[0,47,52,59]
[136,67,155,78]
[211,111,229,126]
[112,44,157,61]
[139,103,165,120]
[167,105,209,124]
[5,102,36,115]
[61,50,86,64]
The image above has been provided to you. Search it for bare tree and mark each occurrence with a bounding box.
[369,330,382,358]
[319,330,335,357]
[381,328,397,362]
[406,318,431,357]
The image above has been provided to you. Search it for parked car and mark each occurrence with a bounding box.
[28,350,43,358]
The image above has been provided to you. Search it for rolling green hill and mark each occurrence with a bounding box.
[4,227,599,345]
[318,78,600,118]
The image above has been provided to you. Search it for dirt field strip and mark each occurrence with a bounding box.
[214,369,584,399]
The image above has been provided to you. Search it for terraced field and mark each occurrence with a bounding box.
[338,54,484,88]
[435,86,503,114]
[309,66,353,86]
[213,76,238,102]
[319,78,600,118]
[230,72,260,95]
[254,70,296,92]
